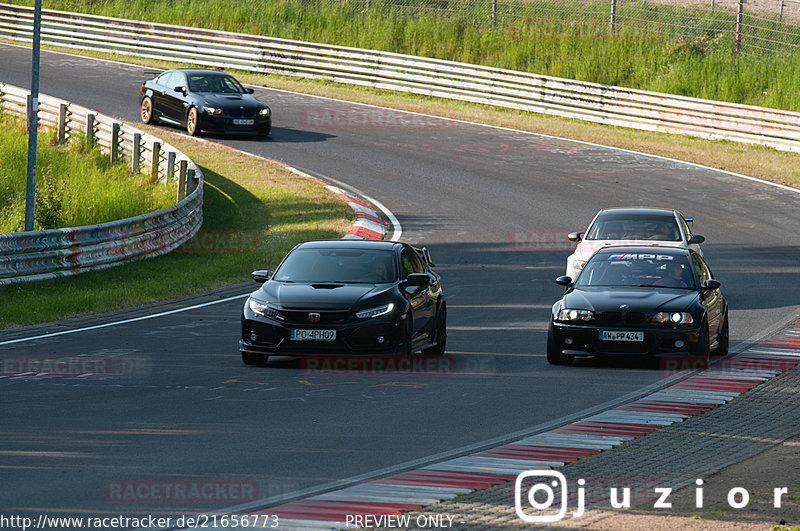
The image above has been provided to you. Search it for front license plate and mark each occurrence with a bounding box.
[232,119,254,125]
[290,329,336,341]
[599,330,644,342]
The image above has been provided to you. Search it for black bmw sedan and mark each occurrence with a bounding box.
[240,240,447,365]
[139,68,271,137]
[547,246,728,366]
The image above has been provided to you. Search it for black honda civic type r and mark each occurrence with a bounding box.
[240,240,447,365]
[547,246,728,365]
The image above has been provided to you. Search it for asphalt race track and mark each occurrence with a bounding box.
[2,43,800,523]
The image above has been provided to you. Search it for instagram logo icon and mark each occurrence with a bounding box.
[515,470,584,522]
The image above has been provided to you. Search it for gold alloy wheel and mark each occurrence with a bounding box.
[140,97,153,124]
[187,108,199,136]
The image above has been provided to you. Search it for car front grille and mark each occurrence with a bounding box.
[228,108,257,118]
[595,311,647,325]
[281,311,351,325]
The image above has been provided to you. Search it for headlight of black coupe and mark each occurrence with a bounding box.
[652,311,693,324]
[556,309,595,322]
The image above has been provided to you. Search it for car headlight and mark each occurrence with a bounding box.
[258,107,271,117]
[248,297,284,320]
[556,309,594,322]
[202,106,223,115]
[652,311,693,324]
[573,259,587,271]
[356,303,394,319]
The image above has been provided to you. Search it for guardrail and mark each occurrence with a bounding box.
[0,82,203,286]
[2,3,800,152]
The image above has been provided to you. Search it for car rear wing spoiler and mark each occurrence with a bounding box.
[414,246,436,267]
[684,217,693,224]
[143,69,162,78]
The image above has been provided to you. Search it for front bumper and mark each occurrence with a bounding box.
[198,114,271,135]
[240,315,403,356]
[550,321,701,358]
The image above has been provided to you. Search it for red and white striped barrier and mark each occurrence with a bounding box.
[324,184,388,241]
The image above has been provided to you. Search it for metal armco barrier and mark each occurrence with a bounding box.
[0,82,203,285]
[2,3,800,152]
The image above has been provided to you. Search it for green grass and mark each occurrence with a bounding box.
[0,113,174,232]
[0,128,353,328]
[7,0,800,110]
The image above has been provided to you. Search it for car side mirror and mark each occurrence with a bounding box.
[702,279,721,290]
[689,235,705,244]
[251,270,271,283]
[567,232,583,242]
[246,88,255,94]
[403,273,430,287]
[556,275,573,287]
[173,86,187,95]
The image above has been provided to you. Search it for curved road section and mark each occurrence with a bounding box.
[1,44,800,524]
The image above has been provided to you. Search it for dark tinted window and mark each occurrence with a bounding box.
[576,252,695,289]
[586,213,681,241]
[155,72,175,88]
[187,74,246,94]
[692,254,711,284]
[158,72,186,91]
[400,248,424,278]
[273,248,397,283]
[678,215,692,242]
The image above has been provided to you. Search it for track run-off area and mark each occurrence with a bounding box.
[2,43,800,524]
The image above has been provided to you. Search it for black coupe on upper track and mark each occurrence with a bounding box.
[547,246,728,366]
[240,240,447,365]
[139,68,271,137]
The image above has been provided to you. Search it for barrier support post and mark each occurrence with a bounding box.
[111,123,120,163]
[132,133,141,174]
[187,169,197,195]
[58,103,67,145]
[178,160,188,201]
[151,141,161,183]
[86,113,95,145]
[167,152,176,182]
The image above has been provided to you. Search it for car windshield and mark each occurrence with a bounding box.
[575,252,696,289]
[585,213,682,241]
[187,74,246,94]
[273,248,398,283]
